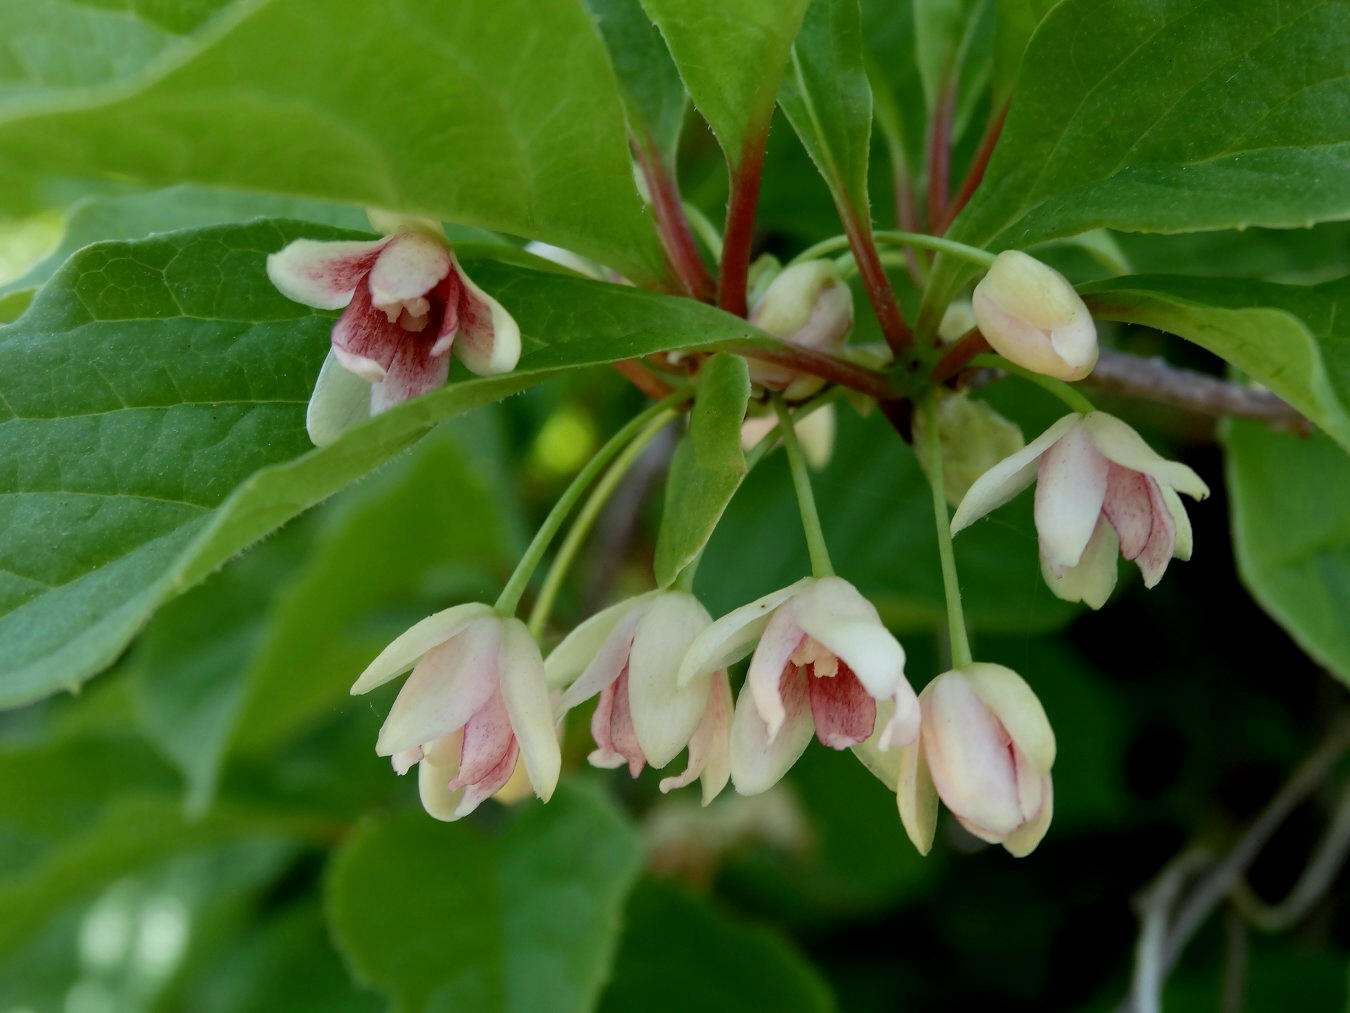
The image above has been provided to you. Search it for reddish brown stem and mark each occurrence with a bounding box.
[633,138,715,303]
[891,163,925,286]
[924,78,955,233]
[717,339,896,401]
[931,330,990,384]
[939,101,1008,235]
[842,211,915,359]
[610,359,675,399]
[717,134,768,318]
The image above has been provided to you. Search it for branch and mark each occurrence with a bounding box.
[1084,349,1313,434]
[924,76,955,232]
[715,339,896,401]
[842,213,915,360]
[633,137,715,303]
[717,132,769,317]
[610,359,675,399]
[938,100,1007,235]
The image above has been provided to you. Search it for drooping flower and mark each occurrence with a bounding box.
[267,214,520,445]
[678,577,918,795]
[547,591,731,804]
[350,604,559,822]
[972,250,1097,381]
[951,411,1209,608]
[896,663,1055,858]
[747,260,854,399]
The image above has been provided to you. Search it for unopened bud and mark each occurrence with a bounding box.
[937,300,976,344]
[912,393,1024,506]
[972,251,1097,381]
[748,260,854,399]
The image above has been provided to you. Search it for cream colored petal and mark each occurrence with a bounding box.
[417,731,467,822]
[350,602,494,694]
[305,348,372,448]
[676,579,812,687]
[962,662,1056,772]
[1040,518,1119,609]
[266,237,387,309]
[1158,484,1194,560]
[628,592,716,768]
[556,603,646,712]
[729,678,813,796]
[896,735,938,856]
[950,414,1080,534]
[658,668,733,805]
[497,618,560,802]
[1001,774,1054,857]
[745,603,805,738]
[366,232,452,307]
[544,593,656,689]
[1081,412,1209,499]
[851,696,899,791]
[451,252,522,376]
[1034,424,1109,569]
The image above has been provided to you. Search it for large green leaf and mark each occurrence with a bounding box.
[1223,423,1350,683]
[1083,274,1350,450]
[0,222,777,708]
[778,0,874,217]
[991,0,1057,102]
[926,0,1350,316]
[327,785,642,1013]
[0,0,668,285]
[640,0,810,163]
[654,353,749,587]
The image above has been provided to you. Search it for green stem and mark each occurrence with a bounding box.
[526,410,673,638]
[682,201,724,261]
[971,353,1096,415]
[922,393,973,667]
[771,395,834,578]
[789,229,996,270]
[495,389,689,618]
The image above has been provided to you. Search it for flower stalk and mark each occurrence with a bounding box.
[772,394,834,578]
[970,353,1096,415]
[922,393,973,668]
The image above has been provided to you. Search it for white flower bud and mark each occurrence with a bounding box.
[748,260,854,399]
[972,250,1097,381]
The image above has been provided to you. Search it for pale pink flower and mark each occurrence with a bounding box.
[547,591,731,804]
[678,577,918,795]
[972,250,1097,381]
[951,411,1209,608]
[747,260,854,399]
[897,663,1055,857]
[267,215,520,445]
[350,604,559,822]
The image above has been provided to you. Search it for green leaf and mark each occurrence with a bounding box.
[1083,274,1350,450]
[0,0,668,286]
[640,0,810,163]
[991,0,1058,102]
[778,0,874,217]
[598,880,833,1012]
[327,784,642,1013]
[0,222,773,708]
[928,0,1350,314]
[1223,423,1350,683]
[584,0,688,164]
[654,353,750,587]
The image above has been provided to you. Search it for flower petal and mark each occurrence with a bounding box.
[417,731,467,822]
[1081,412,1209,500]
[497,618,561,802]
[950,414,1080,534]
[366,232,452,309]
[660,669,734,805]
[588,668,646,777]
[351,602,494,693]
[1040,517,1119,609]
[451,253,522,376]
[808,664,876,749]
[677,579,812,687]
[448,690,515,789]
[450,740,520,820]
[1135,477,1177,588]
[544,592,657,689]
[729,669,814,795]
[331,281,405,381]
[1001,775,1054,857]
[961,663,1056,772]
[745,604,806,739]
[791,576,903,702]
[628,592,716,768]
[266,237,387,310]
[306,348,372,448]
[851,699,901,790]
[1158,484,1194,561]
[557,602,646,711]
[1101,463,1154,560]
[1035,423,1109,568]
[375,617,500,756]
[369,334,450,414]
[896,735,938,856]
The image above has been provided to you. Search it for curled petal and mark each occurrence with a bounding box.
[451,253,522,376]
[792,576,903,701]
[878,682,921,750]
[350,602,493,694]
[746,604,806,739]
[544,592,657,690]
[628,592,716,768]
[1081,412,1209,500]
[498,618,560,802]
[951,414,1080,534]
[266,237,388,310]
[659,669,734,805]
[589,668,646,777]
[729,668,813,796]
[1158,483,1194,561]
[417,731,467,822]
[449,740,520,820]
[808,664,876,749]
[366,232,452,309]
[557,603,646,712]
[677,579,812,687]
[1035,424,1109,569]
[306,348,373,448]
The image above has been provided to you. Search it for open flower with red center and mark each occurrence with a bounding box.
[546,591,732,804]
[267,215,520,445]
[897,663,1055,857]
[951,411,1209,608]
[677,577,918,795]
[350,604,559,822]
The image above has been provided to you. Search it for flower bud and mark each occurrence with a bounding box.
[937,300,976,344]
[897,663,1054,857]
[748,260,854,399]
[972,250,1097,381]
[911,393,1024,506]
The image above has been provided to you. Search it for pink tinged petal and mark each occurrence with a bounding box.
[1002,775,1054,857]
[1101,463,1154,560]
[896,735,938,856]
[808,663,876,749]
[391,746,423,775]
[676,579,813,687]
[306,348,372,447]
[729,669,814,796]
[428,271,463,357]
[1158,484,1194,560]
[369,333,450,414]
[1035,423,1109,569]
[557,604,645,712]
[449,690,516,789]
[366,232,452,310]
[921,673,1025,837]
[950,413,1081,534]
[746,604,806,739]
[792,577,903,701]
[627,592,716,768]
[1135,477,1177,588]
[375,618,501,757]
[588,667,646,777]
[266,237,388,310]
[1081,412,1210,500]
[450,741,521,820]
[451,253,522,376]
[350,602,494,694]
[960,663,1055,773]
[544,594,656,690]
[1041,517,1118,609]
[497,618,561,802]
[331,281,406,382]
[660,669,734,804]
[417,731,467,822]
